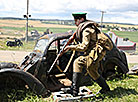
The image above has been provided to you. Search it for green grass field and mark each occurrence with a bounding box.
[1,24,138,42]
[0,27,138,51]
[106,30,138,42]
[1,26,75,33]
[0,39,35,51]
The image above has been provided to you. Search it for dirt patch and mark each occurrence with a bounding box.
[126,54,138,63]
[0,19,76,39]
[0,19,76,28]
[0,50,30,63]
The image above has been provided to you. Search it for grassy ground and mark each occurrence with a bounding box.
[110,30,138,42]
[87,75,138,102]
[0,29,138,51]
[0,38,35,51]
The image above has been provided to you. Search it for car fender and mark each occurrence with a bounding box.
[0,62,17,69]
[103,57,129,74]
[0,68,48,96]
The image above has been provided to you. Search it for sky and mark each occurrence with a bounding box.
[0,0,138,24]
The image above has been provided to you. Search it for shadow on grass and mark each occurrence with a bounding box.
[107,74,137,82]
[91,87,138,101]
[106,87,138,98]
[0,89,36,102]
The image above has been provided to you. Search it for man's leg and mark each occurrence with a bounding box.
[95,76,110,94]
[71,72,81,96]
[87,62,110,94]
[70,56,85,96]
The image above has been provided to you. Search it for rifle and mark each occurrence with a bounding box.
[47,32,76,74]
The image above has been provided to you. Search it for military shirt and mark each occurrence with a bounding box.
[69,21,113,53]
[74,27,96,52]
[69,21,97,53]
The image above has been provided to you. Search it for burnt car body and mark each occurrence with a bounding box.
[0,32,129,96]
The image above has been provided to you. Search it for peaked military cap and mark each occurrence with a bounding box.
[72,12,87,19]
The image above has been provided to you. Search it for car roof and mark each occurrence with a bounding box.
[41,32,72,40]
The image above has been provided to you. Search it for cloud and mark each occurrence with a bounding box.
[0,0,25,11]
[0,0,138,24]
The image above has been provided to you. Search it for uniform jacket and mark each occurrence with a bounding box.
[70,20,113,52]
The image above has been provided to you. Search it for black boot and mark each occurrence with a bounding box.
[95,76,110,94]
[70,72,81,97]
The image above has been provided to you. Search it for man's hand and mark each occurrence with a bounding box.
[67,30,73,34]
[64,45,76,52]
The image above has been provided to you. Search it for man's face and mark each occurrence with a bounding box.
[74,19,80,26]
[74,18,84,26]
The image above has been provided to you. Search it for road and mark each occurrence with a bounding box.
[126,54,138,63]
[0,50,138,63]
[0,50,30,63]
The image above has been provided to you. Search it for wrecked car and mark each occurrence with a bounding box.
[6,38,23,47]
[0,32,129,97]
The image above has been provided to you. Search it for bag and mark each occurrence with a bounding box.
[98,33,113,51]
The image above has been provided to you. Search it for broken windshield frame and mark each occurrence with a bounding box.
[34,39,49,53]
[33,38,59,54]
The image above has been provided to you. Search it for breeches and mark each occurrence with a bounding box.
[73,50,106,80]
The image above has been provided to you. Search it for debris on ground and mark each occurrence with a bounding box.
[128,65,138,75]
[52,86,96,102]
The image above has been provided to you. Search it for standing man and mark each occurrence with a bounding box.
[64,12,113,96]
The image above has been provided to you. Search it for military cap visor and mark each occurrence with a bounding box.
[72,12,87,19]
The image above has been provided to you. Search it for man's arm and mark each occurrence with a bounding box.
[67,27,95,52]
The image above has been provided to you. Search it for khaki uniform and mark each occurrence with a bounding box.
[70,21,113,80]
